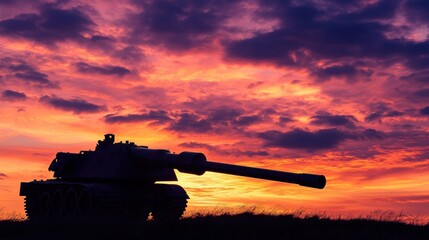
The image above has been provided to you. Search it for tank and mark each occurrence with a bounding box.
[20,134,326,221]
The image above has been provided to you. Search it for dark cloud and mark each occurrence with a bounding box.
[224,0,429,76]
[364,102,404,123]
[105,105,265,134]
[420,106,429,116]
[104,110,172,124]
[257,127,384,150]
[258,128,348,150]
[196,106,265,130]
[413,89,429,98]
[365,112,383,123]
[14,70,58,88]
[313,65,372,82]
[1,90,27,101]
[168,112,212,133]
[207,107,243,123]
[279,116,294,124]
[179,142,269,157]
[40,95,105,114]
[235,115,263,127]
[224,30,301,66]
[404,0,429,24]
[358,128,384,140]
[310,113,357,128]
[0,4,94,44]
[0,0,15,5]
[0,173,6,179]
[365,110,404,123]
[130,0,234,51]
[75,62,132,77]
[113,46,146,63]
[0,60,58,88]
[403,151,429,162]
[400,71,429,84]
[346,0,398,20]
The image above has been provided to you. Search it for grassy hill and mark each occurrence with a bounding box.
[1,213,428,240]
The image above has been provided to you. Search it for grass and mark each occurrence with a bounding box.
[1,209,428,240]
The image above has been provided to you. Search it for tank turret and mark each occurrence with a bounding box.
[20,134,326,221]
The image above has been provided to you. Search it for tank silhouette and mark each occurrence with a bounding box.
[20,134,326,221]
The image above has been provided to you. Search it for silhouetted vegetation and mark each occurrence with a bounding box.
[1,212,428,240]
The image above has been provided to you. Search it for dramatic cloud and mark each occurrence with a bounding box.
[104,105,268,134]
[258,128,348,150]
[14,71,57,88]
[421,106,429,116]
[312,65,373,82]
[0,173,6,180]
[179,142,269,157]
[75,62,132,77]
[404,0,429,23]
[224,0,429,79]
[310,113,357,128]
[364,102,404,123]
[258,127,383,151]
[0,4,94,44]
[104,110,171,124]
[413,89,429,99]
[0,61,58,88]
[401,71,429,84]
[40,95,105,114]
[1,90,27,101]
[129,0,234,51]
[167,112,212,133]
[365,111,404,123]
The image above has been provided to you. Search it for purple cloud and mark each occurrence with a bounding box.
[310,113,357,128]
[129,0,235,51]
[167,112,213,133]
[420,106,429,116]
[40,95,105,114]
[0,4,94,45]
[404,0,429,24]
[179,142,269,157]
[223,0,429,78]
[75,62,132,77]
[312,65,373,82]
[258,128,348,150]
[0,61,58,88]
[1,90,27,101]
[104,110,172,124]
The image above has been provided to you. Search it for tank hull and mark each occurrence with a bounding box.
[20,180,188,221]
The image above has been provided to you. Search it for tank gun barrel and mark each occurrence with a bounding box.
[130,147,326,189]
[203,161,326,189]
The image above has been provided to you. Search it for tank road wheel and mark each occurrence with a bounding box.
[64,188,78,217]
[152,198,188,222]
[39,191,52,218]
[24,193,38,220]
[52,189,64,217]
[78,189,93,217]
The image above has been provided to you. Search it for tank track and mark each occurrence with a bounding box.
[21,181,188,221]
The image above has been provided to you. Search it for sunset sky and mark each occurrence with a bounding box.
[1,0,429,220]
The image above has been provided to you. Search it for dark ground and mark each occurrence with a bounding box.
[1,213,428,240]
